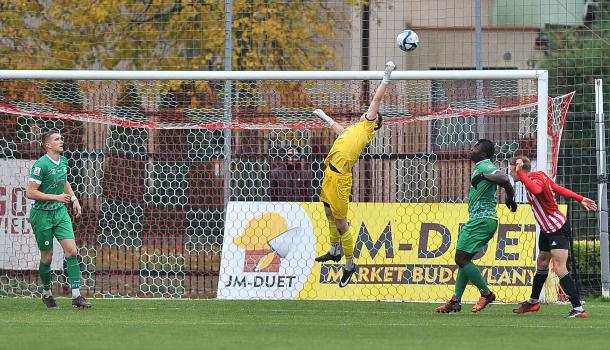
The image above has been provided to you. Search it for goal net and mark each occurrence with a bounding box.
[0,70,573,302]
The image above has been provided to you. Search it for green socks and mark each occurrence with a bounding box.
[65,256,81,289]
[39,261,52,290]
[461,262,489,293]
[452,268,469,299]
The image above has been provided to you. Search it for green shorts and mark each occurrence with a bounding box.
[29,206,75,251]
[456,218,498,254]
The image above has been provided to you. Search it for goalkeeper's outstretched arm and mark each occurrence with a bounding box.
[365,61,395,120]
[313,109,344,135]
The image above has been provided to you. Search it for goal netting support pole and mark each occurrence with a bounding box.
[595,79,610,299]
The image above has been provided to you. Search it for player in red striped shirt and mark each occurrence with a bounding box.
[509,156,597,318]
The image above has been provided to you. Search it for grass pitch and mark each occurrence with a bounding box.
[1,298,608,350]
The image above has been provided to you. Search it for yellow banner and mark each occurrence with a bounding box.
[296,203,556,303]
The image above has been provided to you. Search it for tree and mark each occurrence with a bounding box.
[539,1,609,241]
[0,1,355,71]
[0,1,365,109]
[541,2,610,113]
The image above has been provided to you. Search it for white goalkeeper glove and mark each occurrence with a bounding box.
[382,61,396,84]
[313,109,335,126]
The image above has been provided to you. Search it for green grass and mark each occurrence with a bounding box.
[1,298,609,350]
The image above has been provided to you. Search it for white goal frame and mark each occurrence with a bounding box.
[0,68,550,173]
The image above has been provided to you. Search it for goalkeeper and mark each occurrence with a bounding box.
[312,61,395,287]
[26,130,92,309]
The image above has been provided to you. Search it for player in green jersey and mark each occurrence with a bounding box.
[26,130,91,309]
[436,139,517,313]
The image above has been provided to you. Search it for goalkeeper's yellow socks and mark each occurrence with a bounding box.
[340,229,354,262]
[321,222,341,256]
[329,222,340,248]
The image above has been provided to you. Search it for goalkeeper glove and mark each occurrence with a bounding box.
[382,61,396,84]
[313,109,335,126]
[471,172,486,189]
[505,198,518,212]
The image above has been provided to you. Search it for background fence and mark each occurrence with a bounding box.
[0,0,608,297]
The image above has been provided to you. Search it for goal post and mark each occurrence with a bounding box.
[1,69,575,302]
[0,69,546,80]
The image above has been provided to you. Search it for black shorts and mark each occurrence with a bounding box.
[539,222,571,251]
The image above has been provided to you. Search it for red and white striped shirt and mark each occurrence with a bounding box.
[517,170,584,233]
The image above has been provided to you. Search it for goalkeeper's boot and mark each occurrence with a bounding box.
[567,309,588,318]
[338,264,357,288]
[315,252,342,263]
[42,294,58,309]
[471,291,496,313]
[72,295,92,309]
[435,297,462,313]
[513,300,541,314]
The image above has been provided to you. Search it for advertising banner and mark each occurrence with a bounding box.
[218,201,559,302]
[1,159,63,270]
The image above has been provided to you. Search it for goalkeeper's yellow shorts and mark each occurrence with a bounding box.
[319,167,352,220]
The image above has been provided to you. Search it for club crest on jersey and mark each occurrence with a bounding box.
[33,167,41,176]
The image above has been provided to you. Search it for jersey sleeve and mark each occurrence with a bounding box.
[29,160,45,184]
[550,179,584,202]
[517,170,543,195]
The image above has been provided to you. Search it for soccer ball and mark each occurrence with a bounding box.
[396,29,419,52]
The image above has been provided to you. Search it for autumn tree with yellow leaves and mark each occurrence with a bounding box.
[0,1,366,109]
[0,1,353,70]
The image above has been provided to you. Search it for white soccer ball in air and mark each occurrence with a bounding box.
[396,29,419,52]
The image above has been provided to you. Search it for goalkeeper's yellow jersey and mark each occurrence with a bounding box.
[324,118,376,174]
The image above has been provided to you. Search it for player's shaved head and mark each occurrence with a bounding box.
[476,139,495,159]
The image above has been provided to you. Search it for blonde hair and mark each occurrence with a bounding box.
[509,155,532,171]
